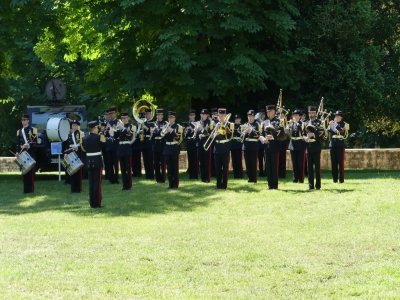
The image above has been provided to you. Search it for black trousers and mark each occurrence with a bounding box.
[165,153,179,188]
[103,150,111,180]
[265,148,279,189]
[330,147,345,183]
[290,149,306,183]
[307,151,321,189]
[119,155,132,189]
[258,147,265,177]
[214,153,230,189]
[142,147,154,179]
[187,149,199,179]
[88,167,102,208]
[198,147,212,182]
[211,148,216,177]
[70,168,82,193]
[107,150,119,183]
[23,169,35,194]
[154,150,166,183]
[131,147,142,177]
[244,150,258,182]
[278,147,287,178]
[231,149,243,179]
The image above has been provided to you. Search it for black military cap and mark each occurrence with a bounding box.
[21,114,29,120]
[88,121,98,129]
[120,112,129,117]
[335,110,344,117]
[145,108,152,113]
[247,110,255,116]
[292,109,302,115]
[218,108,227,114]
[200,109,209,114]
[70,120,80,126]
[235,113,242,119]
[308,106,317,112]
[266,105,276,111]
[108,105,117,113]
[156,108,164,114]
[168,111,176,117]
[189,109,196,114]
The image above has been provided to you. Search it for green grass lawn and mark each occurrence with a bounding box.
[0,170,399,298]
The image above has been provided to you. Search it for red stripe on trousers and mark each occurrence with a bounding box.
[129,157,132,188]
[341,148,345,180]
[207,148,212,181]
[98,168,103,207]
[176,154,179,188]
[226,153,230,187]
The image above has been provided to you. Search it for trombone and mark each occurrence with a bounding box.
[203,113,231,151]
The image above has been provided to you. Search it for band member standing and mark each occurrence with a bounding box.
[17,114,37,194]
[260,105,284,190]
[242,110,260,183]
[197,109,214,183]
[152,108,167,183]
[213,108,234,189]
[67,120,84,193]
[304,106,323,190]
[115,112,135,190]
[105,106,120,184]
[185,109,199,179]
[300,110,308,177]
[162,111,183,189]
[131,117,143,177]
[82,121,105,208]
[210,107,218,178]
[231,114,243,179]
[256,108,266,177]
[142,109,155,180]
[328,110,349,183]
[102,110,111,180]
[288,110,306,183]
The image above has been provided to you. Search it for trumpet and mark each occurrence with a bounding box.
[203,113,231,151]
[240,123,253,142]
[190,121,202,139]
[160,121,171,136]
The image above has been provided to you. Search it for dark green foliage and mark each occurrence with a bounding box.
[0,0,399,154]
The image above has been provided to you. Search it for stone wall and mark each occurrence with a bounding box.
[1,148,399,172]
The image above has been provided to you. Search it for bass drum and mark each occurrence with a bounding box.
[46,117,70,142]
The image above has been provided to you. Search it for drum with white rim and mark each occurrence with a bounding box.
[46,117,70,141]
[15,151,36,175]
[62,151,84,175]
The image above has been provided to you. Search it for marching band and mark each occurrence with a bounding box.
[15,93,350,208]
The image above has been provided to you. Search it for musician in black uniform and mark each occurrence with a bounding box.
[288,110,307,183]
[300,110,308,177]
[328,110,349,183]
[115,112,135,190]
[152,108,167,183]
[210,107,218,178]
[66,120,84,193]
[213,108,234,189]
[256,108,266,177]
[260,105,284,189]
[102,109,111,180]
[197,109,214,183]
[304,106,324,190]
[242,110,260,183]
[162,111,183,189]
[131,116,143,177]
[16,114,37,194]
[142,109,155,180]
[185,109,199,179]
[82,121,106,208]
[231,114,243,179]
[104,106,120,184]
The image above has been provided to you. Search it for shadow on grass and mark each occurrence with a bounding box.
[0,170,398,217]
[0,173,220,217]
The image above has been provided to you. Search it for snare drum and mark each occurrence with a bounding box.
[62,151,84,175]
[46,117,70,142]
[15,151,36,175]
